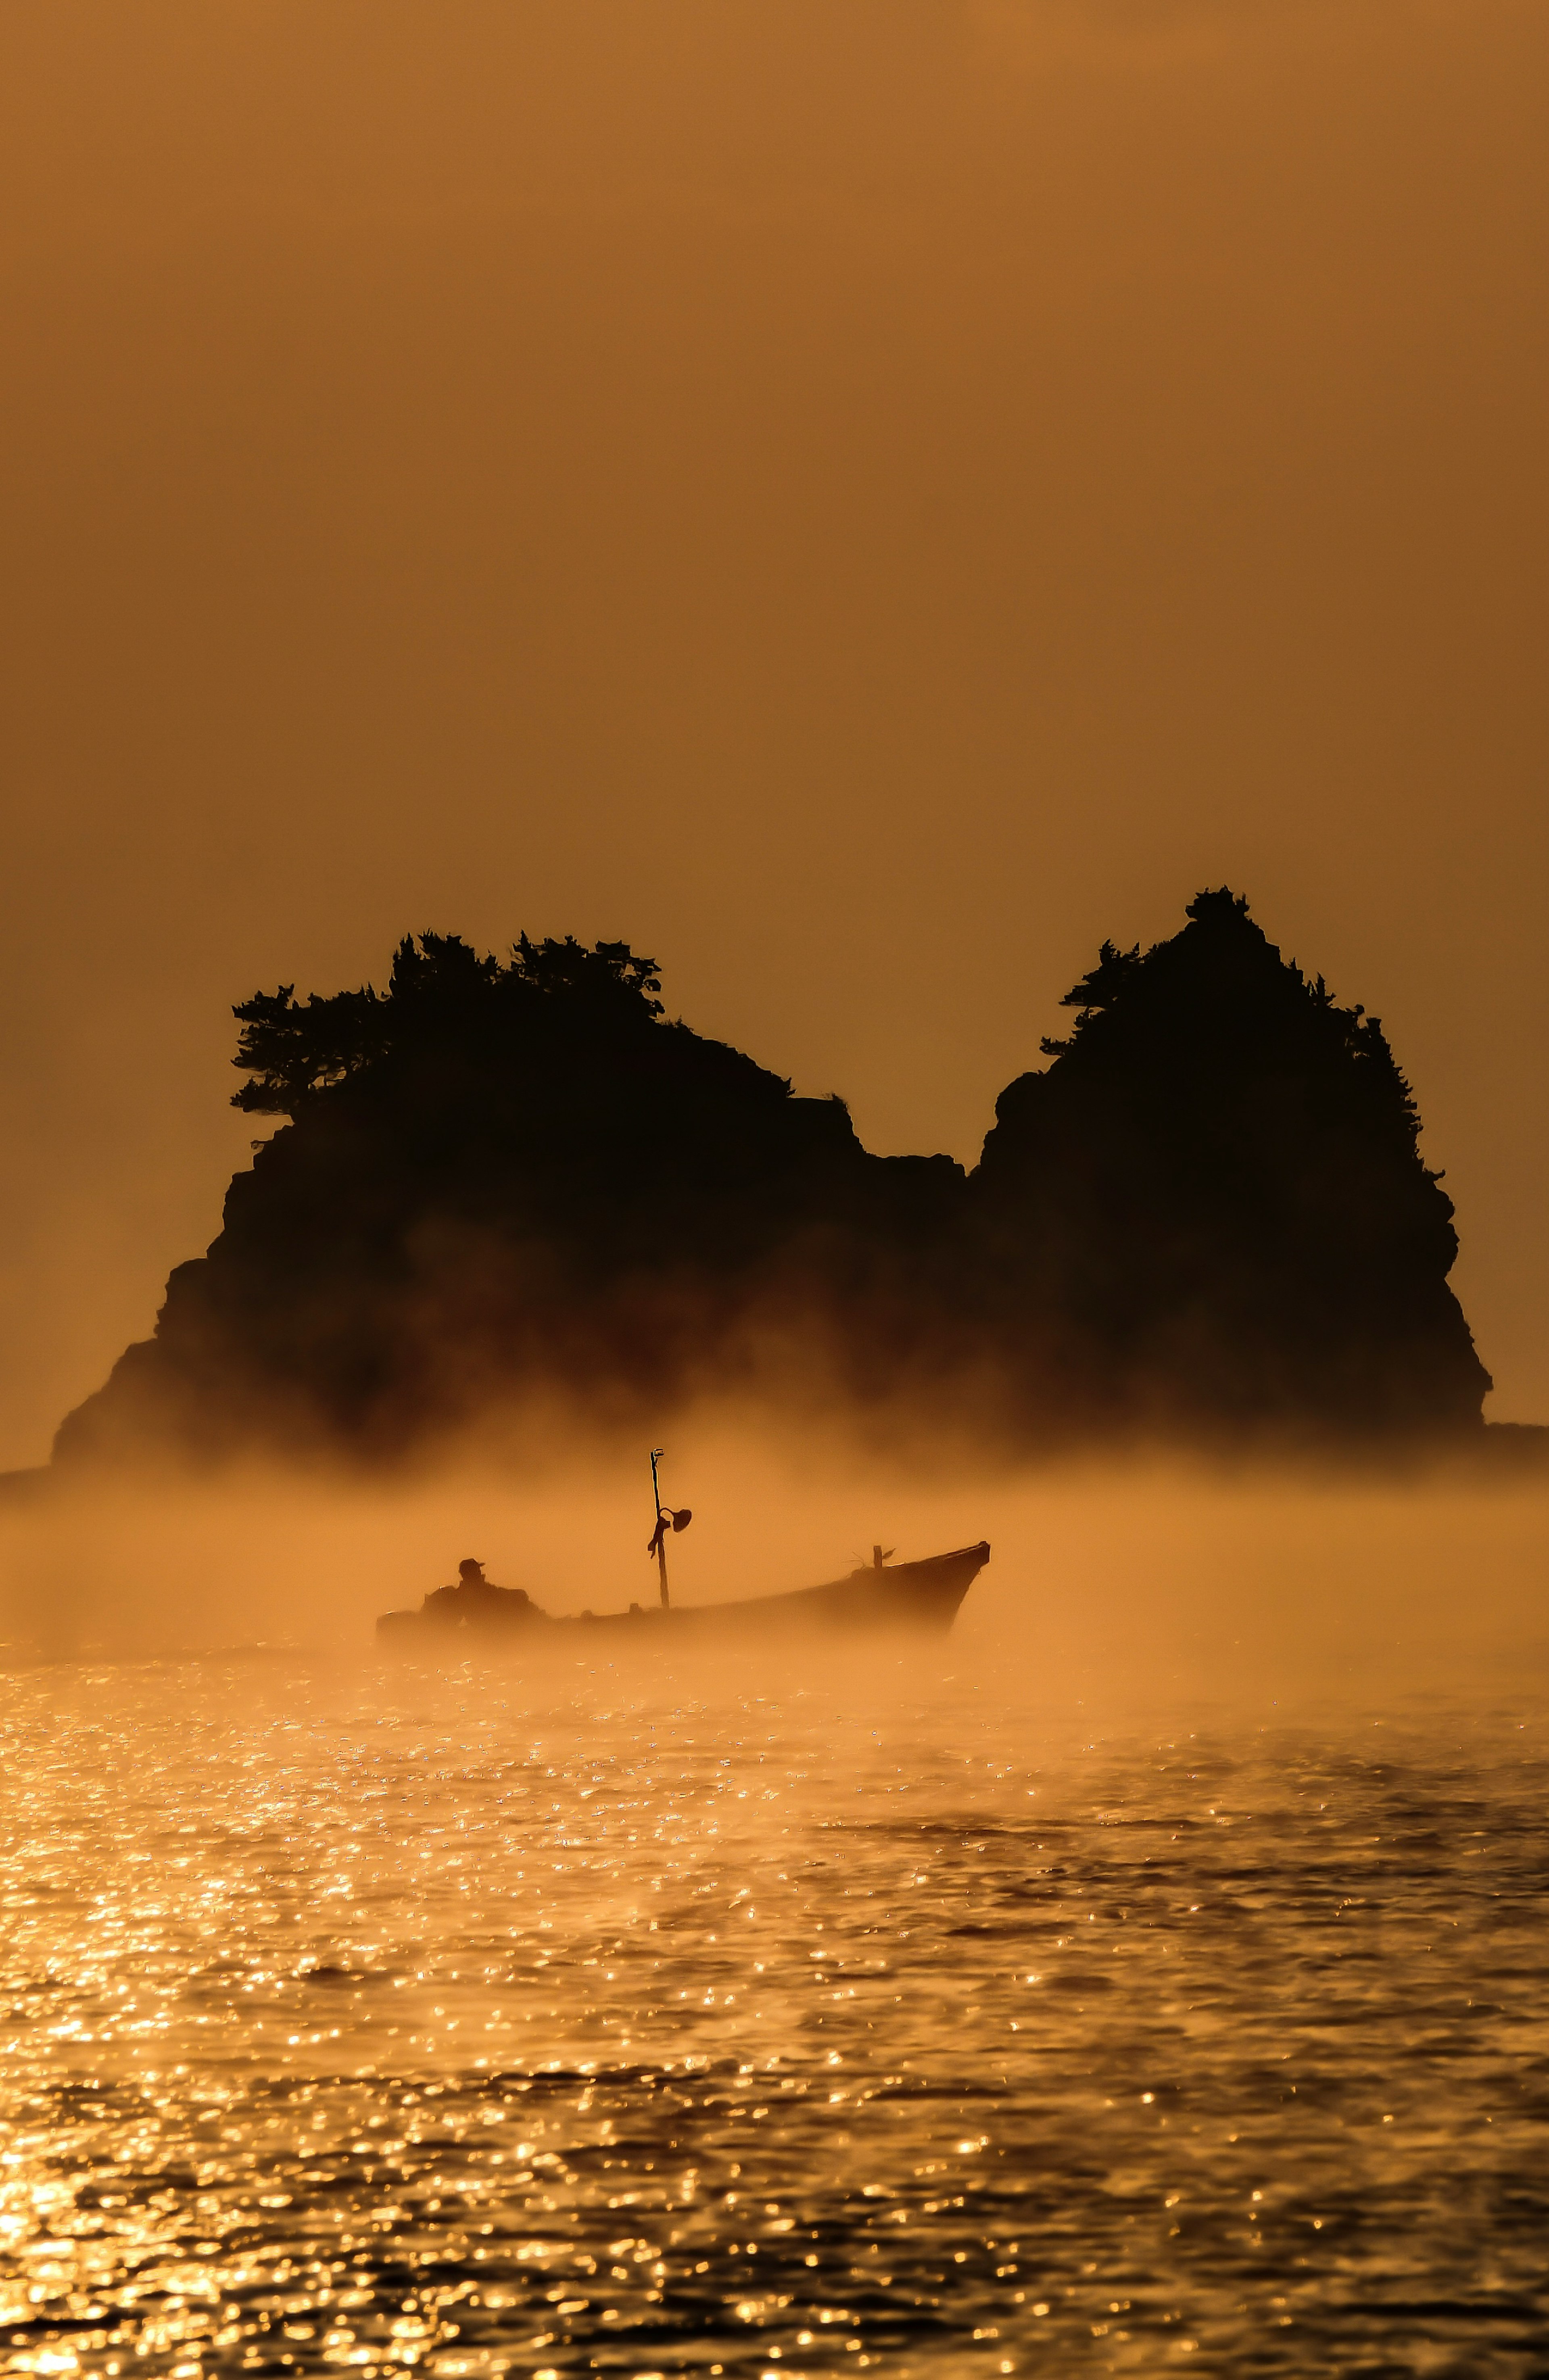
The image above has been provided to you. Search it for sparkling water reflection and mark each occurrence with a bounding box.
[1,1659,1547,2377]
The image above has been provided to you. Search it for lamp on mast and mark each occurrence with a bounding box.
[647,1447,692,1610]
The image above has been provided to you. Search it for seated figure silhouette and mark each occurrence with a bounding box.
[422,1556,540,1628]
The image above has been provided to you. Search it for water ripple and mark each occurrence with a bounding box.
[0,1666,1545,2376]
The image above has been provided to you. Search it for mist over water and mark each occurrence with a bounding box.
[3,1449,1549,2375]
[4,1433,1548,1696]
[6,0,1549,2367]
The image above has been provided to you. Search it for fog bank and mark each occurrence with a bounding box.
[4,1432,1547,1716]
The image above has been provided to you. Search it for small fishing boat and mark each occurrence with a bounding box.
[375,1538,990,1650]
[376,1451,986,1651]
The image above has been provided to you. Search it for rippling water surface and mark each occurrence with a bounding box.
[2,1656,1547,2378]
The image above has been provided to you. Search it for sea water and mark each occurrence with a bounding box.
[2,1657,1546,2379]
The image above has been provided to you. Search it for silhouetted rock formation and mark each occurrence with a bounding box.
[54,893,1490,1467]
[973,890,1488,1434]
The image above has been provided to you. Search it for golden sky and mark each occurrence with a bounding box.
[2,0,1546,1466]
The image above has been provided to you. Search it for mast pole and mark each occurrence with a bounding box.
[650,1446,670,1609]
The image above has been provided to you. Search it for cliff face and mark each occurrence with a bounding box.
[54,895,1490,1466]
[56,932,968,1461]
[973,890,1488,1433]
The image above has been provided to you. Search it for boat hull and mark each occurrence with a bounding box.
[376,1542,988,1651]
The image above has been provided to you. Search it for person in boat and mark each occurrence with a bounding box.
[422,1557,538,1627]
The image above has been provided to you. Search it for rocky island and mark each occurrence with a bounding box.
[52,889,1491,1468]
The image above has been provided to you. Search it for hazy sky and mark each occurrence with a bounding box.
[2,0,1546,1468]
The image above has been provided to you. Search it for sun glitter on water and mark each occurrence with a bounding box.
[1,1657,1547,2377]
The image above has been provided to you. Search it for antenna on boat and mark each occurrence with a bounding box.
[647,1447,692,1610]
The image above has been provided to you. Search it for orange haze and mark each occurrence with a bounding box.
[2,0,1547,1467]
[4,1434,1549,1712]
